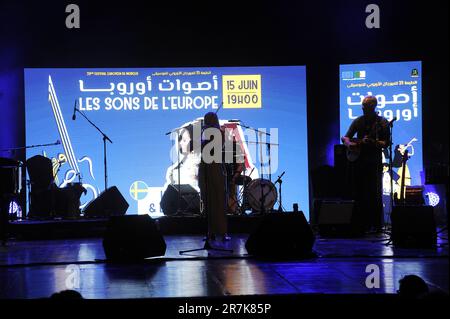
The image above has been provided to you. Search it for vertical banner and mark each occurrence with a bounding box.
[340,61,422,213]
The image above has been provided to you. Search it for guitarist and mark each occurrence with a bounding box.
[341,95,391,232]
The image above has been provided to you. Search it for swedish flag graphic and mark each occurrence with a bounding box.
[129,181,149,201]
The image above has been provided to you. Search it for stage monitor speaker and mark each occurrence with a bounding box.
[245,212,315,258]
[103,215,166,261]
[391,205,436,248]
[83,186,129,217]
[316,200,363,237]
[160,184,200,216]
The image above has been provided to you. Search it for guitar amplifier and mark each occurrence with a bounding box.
[405,186,425,205]
[316,200,363,237]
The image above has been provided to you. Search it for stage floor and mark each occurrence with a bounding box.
[8,215,265,239]
[0,233,448,299]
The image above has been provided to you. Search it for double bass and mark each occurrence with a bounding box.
[394,149,409,205]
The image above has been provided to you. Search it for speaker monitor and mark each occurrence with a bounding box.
[391,205,436,248]
[245,212,315,258]
[103,214,166,261]
[160,184,200,216]
[316,200,363,237]
[83,186,129,217]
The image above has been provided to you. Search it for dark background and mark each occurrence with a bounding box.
[1,0,448,208]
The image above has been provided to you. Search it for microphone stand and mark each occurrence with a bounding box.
[165,127,186,216]
[388,120,395,216]
[0,140,61,153]
[74,108,112,192]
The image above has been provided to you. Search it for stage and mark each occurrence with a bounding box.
[8,214,264,239]
[0,230,447,299]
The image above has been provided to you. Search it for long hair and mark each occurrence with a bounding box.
[203,112,220,129]
[178,124,194,154]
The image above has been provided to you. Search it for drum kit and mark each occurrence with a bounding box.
[0,157,23,221]
[227,174,284,215]
[225,152,284,216]
[0,140,86,221]
[0,157,23,197]
[222,119,287,215]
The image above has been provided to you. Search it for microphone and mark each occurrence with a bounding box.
[388,117,397,126]
[228,119,241,123]
[215,101,224,114]
[56,139,61,145]
[72,99,77,120]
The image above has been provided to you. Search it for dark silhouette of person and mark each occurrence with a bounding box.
[198,112,228,241]
[397,275,429,299]
[50,290,83,299]
[341,95,390,232]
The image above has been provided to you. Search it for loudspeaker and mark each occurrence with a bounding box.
[316,200,363,237]
[245,212,315,258]
[83,186,129,217]
[103,215,166,261]
[391,205,436,248]
[160,184,200,216]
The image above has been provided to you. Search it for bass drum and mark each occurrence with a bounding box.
[245,178,277,212]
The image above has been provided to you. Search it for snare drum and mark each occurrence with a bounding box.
[245,178,277,212]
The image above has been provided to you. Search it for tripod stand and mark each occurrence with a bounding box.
[179,232,233,255]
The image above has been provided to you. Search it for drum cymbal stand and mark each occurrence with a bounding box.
[238,167,254,215]
[240,123,270,215]
[275,171,286,212]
